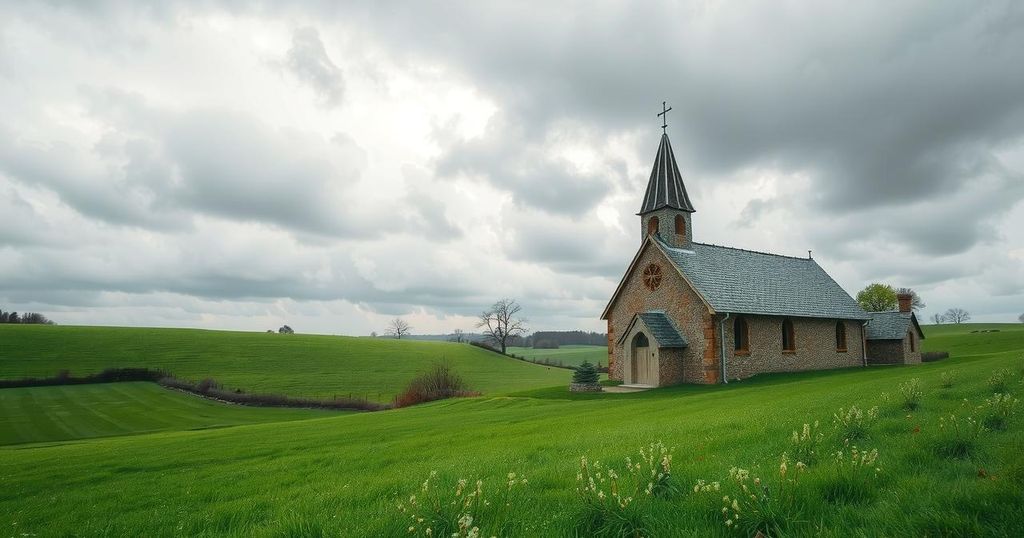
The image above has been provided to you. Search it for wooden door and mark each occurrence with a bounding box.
[639,347,657,385]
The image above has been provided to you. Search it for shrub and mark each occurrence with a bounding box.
[934,413,985,459]
[832,405,879,442]
[987,369,1012,393]
[898,378,924,410]
[396,470,529,536]
[716,455,807,536]
[394,364,477,408]
[572,362,600,385]
[820,446,881,504]
[940,370,957,389]
[574,441,676,536]
[979,393,1019,431]
[789,422,824,465]
[921,351,950,362]
[196,378,221,393]
[157,376,386,411]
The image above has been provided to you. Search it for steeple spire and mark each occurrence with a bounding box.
[638,133,695,215]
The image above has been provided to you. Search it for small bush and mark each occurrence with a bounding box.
[196,378,221,393]
[572,362,600,385]
[988,369,1012,393]
[940,370,957,389]
[933,413,985,459]
[158,376,385,411]
[394,364,477,408]
[898,378,924,410]
[789,422,824,465]
[833,405,879,442]
[979,393,1018,431]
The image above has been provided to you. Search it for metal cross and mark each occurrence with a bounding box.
[658,101,672,134]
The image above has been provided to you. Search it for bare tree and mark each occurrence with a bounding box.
[387,318,412,339]
[944,308,971,324]
[451,328,465,343]
[896,287,926,311]
[477,298,528,354]
[1018,312,1024,324]
[930,313,943,325]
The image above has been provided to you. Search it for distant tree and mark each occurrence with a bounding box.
[266,329,274,333]
[944,308,971,324]
[278,325,294,334]
[931,313,944,325]
[0,310,7,323]
[370,331,378,338]
[572,361,600,385]
[451,329,465,343]
[856,283,898,312]
[895,287,926,311]
[1019,313,1024,324]
[21,312,52,325]
[7,311,19,324]
[477,298,528,354]
[386,318,412,339]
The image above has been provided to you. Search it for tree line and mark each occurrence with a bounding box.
[0,309,55,324]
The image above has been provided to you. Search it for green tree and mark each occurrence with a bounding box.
[856,283,897,312]
[572,361,600,384]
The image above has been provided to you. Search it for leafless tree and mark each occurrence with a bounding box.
[896,287,926,311]
[387,318,412,339]
[477,298,528,354]
[1018,312,1024,324]
[451,328,465,343]
[944,308,971,324]
[930,313,943,325]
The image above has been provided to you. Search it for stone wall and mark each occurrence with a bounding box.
[606,242,718,384]
[867,339,904,364]
[721,315,865,380]
[641,208,692,248]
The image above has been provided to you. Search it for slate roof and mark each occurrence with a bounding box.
[638,134,696,214]
[655,237,871,320]
[866,311,924,340]
[637,312,688,347]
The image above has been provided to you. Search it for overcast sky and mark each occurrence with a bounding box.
[1,1,1022,335]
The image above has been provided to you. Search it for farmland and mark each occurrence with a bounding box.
[0,323,1022,535]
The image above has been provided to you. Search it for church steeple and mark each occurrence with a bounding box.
[638,129,696,248]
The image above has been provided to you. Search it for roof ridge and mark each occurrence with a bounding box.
[689,241,812,261]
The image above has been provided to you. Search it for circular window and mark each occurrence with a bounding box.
[642,263,662,291]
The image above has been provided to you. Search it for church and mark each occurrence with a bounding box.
[602,121,922,386]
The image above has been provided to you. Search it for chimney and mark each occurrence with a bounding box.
[897,293,913,313]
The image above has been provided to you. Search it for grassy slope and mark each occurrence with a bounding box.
[506,345,608,367]
[0,323,1022,535]
[0,382,329,446]
[0,325,570,402]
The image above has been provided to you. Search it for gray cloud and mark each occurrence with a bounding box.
[285,26,345,107]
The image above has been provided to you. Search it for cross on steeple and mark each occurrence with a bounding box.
[657,101,672,134]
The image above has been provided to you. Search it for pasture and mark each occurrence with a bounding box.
[0,325,570,402]
[0,323,1022,536]
[506,344,607,368]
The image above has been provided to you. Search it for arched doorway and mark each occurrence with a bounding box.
[630,332,657,385]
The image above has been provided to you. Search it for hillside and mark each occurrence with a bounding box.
[0,325,571,402]
[0,322,1021,535]
[506,345,608,368]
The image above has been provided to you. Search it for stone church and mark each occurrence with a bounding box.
[602,131,922,386]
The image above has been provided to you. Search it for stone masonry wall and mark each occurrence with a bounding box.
[606,242,718,385]
[641,209,692,248]
[866,339,905,365]
[721,315,865,380]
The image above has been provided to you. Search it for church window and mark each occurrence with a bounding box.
[675,214,686,238]
[782,319,796,352]
[647,217,659,235]
[835,321,847,352]
[733,316,749,355]
[642,263,662,291]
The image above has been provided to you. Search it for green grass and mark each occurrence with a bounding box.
[0,325,571,402]
[0,323,1022,535]
[506,345,608,367]
[0,382,329,446]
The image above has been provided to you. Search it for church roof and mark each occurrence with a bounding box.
[656,237,871,320]
[866,311,925,340]
[615,311,689,348]
[638,134,695,215]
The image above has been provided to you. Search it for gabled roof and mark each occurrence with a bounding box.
[638,134,695,215]
[658,238,870,320]
[616,311,688,348]
[866,311,925,340]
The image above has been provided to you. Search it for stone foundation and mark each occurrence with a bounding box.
[570,382,603,393]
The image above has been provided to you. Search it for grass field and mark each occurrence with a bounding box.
[0,323,1022,535]
[506,345,608,368]
[0,325,571,402]
[0,382,328,446]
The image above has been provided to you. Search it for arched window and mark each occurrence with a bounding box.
[835,321,847,352]
[675,214,686,238]
[908,331,915,352]
[781,319,795,352]
[733,316,749,354]
[647,217,660,236]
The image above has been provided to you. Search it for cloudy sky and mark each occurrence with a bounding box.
[1,1,1022,335]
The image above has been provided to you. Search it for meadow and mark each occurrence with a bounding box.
[0,323,1022,536]
[506,344,608,368]
[0,325,570,402]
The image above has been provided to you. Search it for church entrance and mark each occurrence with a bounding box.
[630,332,658,386]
